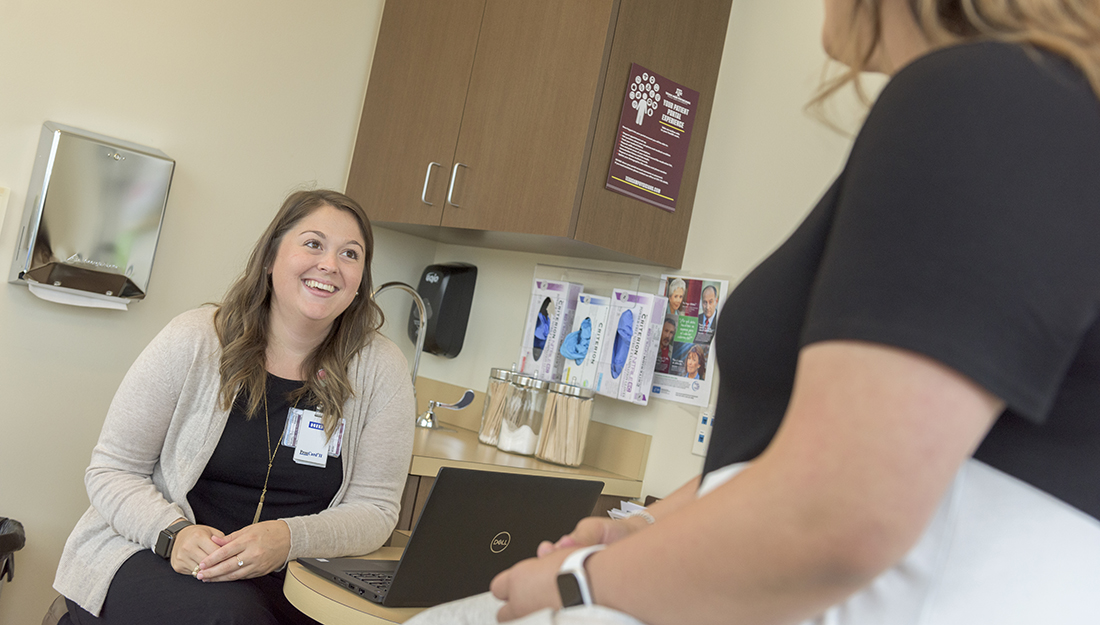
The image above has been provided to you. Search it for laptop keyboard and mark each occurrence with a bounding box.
[347,570,394,592]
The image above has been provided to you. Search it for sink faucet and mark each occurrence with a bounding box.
[416,389,475,431]
[372,281,428,390]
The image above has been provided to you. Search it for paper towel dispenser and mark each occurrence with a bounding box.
[7,122,174,305]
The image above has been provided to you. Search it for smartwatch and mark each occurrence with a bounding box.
[556,544,606,607]
[153,519,193,559]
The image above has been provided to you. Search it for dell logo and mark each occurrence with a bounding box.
[490,531,511,553]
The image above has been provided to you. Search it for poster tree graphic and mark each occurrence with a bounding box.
[629,73,660,125]
[606,63,698,213]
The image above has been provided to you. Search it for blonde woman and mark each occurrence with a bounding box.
[54,190,415,624]
[411,1,1100,623]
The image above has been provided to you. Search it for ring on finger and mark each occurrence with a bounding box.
[237,558,245,567]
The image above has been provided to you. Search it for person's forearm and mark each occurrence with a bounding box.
[581,342,1001,625]
[585,460,887,625]
[642,474,700,520]
[284,498,399,559]
[85,464,187,547]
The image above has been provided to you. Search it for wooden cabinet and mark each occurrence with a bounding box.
[346,0,732,268]
[346,0,483,228]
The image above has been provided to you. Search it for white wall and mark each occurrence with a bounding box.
[0,0,866,622]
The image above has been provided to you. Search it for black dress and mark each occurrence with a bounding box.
[65,375,344,625]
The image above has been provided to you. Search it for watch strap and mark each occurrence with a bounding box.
[557,544,606,607]
[154,519,193,559]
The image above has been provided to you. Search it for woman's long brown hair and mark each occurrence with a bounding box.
[214,189,384,434]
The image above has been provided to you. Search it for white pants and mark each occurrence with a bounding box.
[407,460,1100,625]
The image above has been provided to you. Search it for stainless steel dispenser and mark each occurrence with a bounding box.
[8,122,175,306]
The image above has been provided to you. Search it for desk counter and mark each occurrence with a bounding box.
[410,423,643,498]
[398,378,651,529]
[286,379,651,624]
[284,550,422,625]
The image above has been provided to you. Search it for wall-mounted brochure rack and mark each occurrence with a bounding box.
[519,264,665,406]
[531,264,660,299]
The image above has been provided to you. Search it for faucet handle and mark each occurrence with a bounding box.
[416,389,475,430]
[431,389,475,411]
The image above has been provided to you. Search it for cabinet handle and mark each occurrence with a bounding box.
[447,162,468,208]
[421,162,442,206]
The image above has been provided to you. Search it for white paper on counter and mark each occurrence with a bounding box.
[27,282,129,310]
[607,500,648,520]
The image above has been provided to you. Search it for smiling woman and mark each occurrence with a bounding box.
[270,207,365,323]
[53,189,417,625]
[218,190,385,434]
[267,205,367,377]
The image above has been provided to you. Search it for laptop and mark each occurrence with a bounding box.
[297,467,604,608]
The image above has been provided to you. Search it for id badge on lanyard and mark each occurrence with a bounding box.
[281,408,345,468]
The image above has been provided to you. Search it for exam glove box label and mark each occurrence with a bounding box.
[594,290,666,404]
[629,293,667,405]
[518,279,583,382]
[560,293,612,389]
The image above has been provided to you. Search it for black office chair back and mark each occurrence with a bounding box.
[0,517,27,603]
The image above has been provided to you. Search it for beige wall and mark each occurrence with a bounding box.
[0,0,867,622]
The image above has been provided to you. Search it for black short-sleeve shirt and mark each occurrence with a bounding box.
[704,42,1100,520]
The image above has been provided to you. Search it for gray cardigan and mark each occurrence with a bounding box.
[54,307,416,615]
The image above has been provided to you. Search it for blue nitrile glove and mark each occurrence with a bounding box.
[560,317,592,364]
[610,310,633,379]
[533,312,550,350]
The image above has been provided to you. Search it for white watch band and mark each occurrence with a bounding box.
[558,544,607,606]
[624,509,656,525]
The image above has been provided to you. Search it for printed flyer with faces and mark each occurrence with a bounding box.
[651,274,728,406]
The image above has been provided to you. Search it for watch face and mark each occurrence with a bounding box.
[557,573,585,608]
[154,531,172,558]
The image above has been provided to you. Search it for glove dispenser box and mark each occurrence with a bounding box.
[517,279,584,382]
[407,263,477,358]
[593,290,667,406]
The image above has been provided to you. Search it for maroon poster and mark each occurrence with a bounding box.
[606,63,698,213]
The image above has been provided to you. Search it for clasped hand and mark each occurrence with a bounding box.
[169,520,291,582]
[490,514,647,621]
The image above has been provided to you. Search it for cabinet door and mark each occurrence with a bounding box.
[440,0,618,236]
[346,0,485,226]
[574,0,732,268]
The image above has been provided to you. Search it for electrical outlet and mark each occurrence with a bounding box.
[691,410,713,457]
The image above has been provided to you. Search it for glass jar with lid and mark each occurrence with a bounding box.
[536,382,596,466]
[497,375,548,456]
[478,368,515,445]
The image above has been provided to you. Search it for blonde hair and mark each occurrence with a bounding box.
[811,0,1100,111]
[214,189,383,433]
